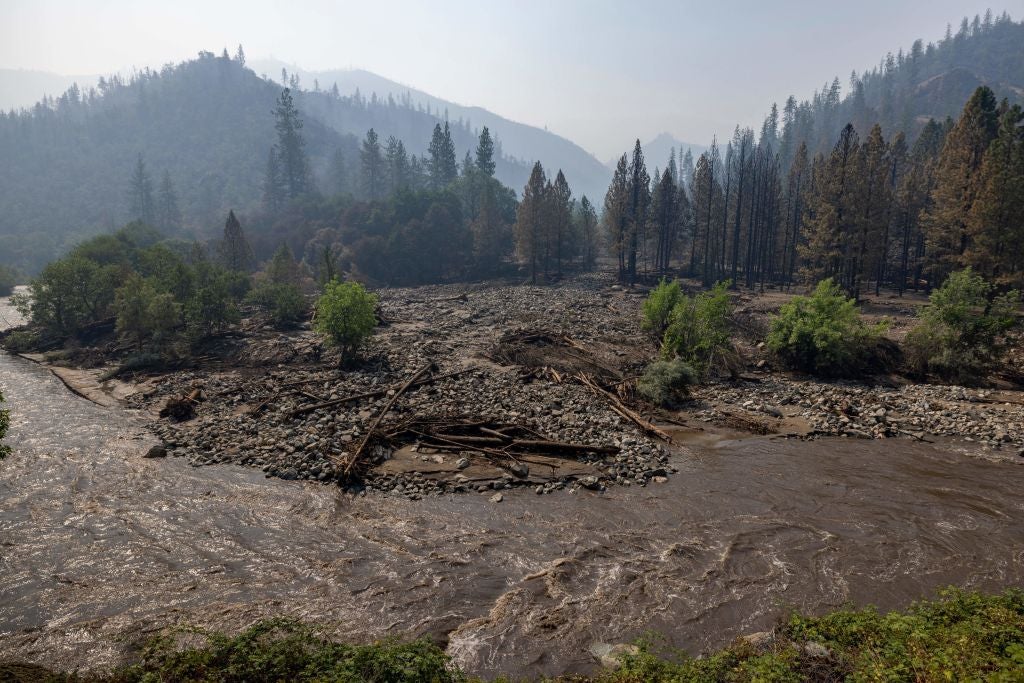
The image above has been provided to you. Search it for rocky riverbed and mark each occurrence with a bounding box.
[49,272,1024,494]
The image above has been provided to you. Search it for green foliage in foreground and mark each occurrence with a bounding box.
[641,279,733,379]
[905,268,1019,382]
[12,589,1022,683]
[314,280,378,360]
[0,388,10,459]
[600,588,1024,682]
[248,282,307,329]
[636,359,696,407]
[767,278,888,377]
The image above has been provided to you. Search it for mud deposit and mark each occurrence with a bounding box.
[2,294,1024,679]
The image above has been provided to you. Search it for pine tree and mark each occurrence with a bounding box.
[550,170,572,277]
[273,88,312,200]
[234,44,246,66]
[475,126,496,176]
[578,196,598,269]
[850,124,891,300]
[218,210,254,272]
[650,168,680,274]
[604,155,630,280]
[267,243,301,285]
[690,152,724,285]
[964,103,1024,286]
[128,153,156,225]
[625,140,650,280]
[384,136,410,195]
[515,162,547,283]
[360,128,384,200]
[156,170,181,232]
[922,86,1000,285]
[428,122,457,189]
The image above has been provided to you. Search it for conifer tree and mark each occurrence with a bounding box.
[234,44,246,66]
[428,122,458,189]
[218,210,254,272]
[360,128,384,200]
[329,147,347,195]
[578,196,598,269]
[625,140,650,280]
[550,170,572,277]
[267,243,301,285]
[156,170,181,233]
[475,126,496,176]
[515,162,547,283]
[273,88,312,200]
[128,154,156,225]
[922,86,999,284]
[604,155,630,280]
[384,136,410,195]
[964,103,1024,286]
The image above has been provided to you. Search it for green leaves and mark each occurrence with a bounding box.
[313,280,378,361]
[767,278,886,376]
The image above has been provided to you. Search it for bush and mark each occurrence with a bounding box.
[2,329,39,353]
[0,388,9,459]
[108,619,463,683]
[661,281,733,377]
[248,282,307,329]
[314,280,378,360]
[905,268,1019,382]
[637,359,696,406]
[767,278,887,377]
[641,278,683,335]
[115,275,182,350]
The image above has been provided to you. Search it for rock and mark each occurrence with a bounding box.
[143,444,168,458]
[508,462,529,478]
[740,631,774,648]
[456,457,470,470]
[580,475,601,490]
[803,641,831,658]
[489,492,503,503]
[590,642,640,669]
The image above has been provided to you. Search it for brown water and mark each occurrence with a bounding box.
[1,294,1023,678]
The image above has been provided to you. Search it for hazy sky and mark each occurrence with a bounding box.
[2,0,1017,158]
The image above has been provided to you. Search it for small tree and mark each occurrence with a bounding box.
[248,282,306,329]
[115,276,181,350]
[661,281,733,377]
[641,278,683,336]
[905,268,1018,382]
[767,278,887,376]
[314,280,378,360]
[0,388,10,459]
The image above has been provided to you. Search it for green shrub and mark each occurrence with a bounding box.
[767,278,887,377]
[114,275,182,350]
[314,280,378,360]
[0,388,9,459]
[115,619,463,683]
[248,282,307,329]
[641,278,683,335]
[24,255,122,338]
[905,268,1019,382]
[637,359,696,406]
[2,329,39,353]
[661,281,733,377]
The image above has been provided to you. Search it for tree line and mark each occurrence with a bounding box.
[600,84,1024,296]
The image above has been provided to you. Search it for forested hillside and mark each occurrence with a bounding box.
[252,59,612,202]
[0,50,535,273]
[600,12,1024,298]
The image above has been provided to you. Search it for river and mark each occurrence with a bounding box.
[1,292,1023,678]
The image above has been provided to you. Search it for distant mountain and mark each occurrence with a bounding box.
[0,53,538,272]
[0,69,96,111]
[605,132,706,173]
[252,59,611,202]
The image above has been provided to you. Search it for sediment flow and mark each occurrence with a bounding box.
[1,294,1023,679]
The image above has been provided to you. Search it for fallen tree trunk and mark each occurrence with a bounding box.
[343,362,435,479]
[577,373,672,442]
[430,433,619,455]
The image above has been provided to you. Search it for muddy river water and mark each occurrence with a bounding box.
[1,293,1023,678]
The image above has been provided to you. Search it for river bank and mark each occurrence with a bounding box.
[2,284,1024,679]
